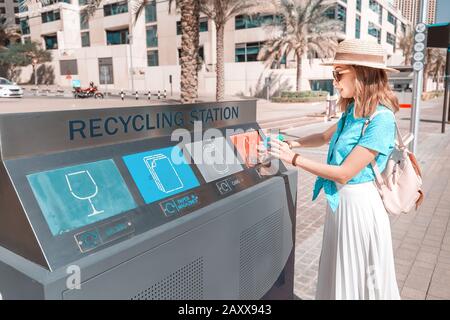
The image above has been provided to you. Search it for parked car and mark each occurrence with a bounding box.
[0,78,23,98]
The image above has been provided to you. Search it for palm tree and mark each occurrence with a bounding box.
[397,26,414,66]
[135,0,201,102]
[427,48,446,92]
[0,15,21,49]
[200,0,260,101]
[258,0,341,92]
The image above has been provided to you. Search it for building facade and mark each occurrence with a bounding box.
[394,0,436,25]
[1,0,20,26]
[17,0,409,96]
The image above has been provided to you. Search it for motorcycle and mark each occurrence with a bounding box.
[73,85,104,99]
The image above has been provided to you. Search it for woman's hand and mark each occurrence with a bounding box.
[267,137,297,165]
[257,142,270,164]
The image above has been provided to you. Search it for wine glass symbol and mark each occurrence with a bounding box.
[65,170,104,217]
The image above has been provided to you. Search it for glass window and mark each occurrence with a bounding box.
[146,25,158,47]
[41,10,60,23]
[59,59,78,75]
[98,57,114,84]
[337,5,346,33]
[235,42,264,62]
[81,31,90,47]
[199,18,208,32]
[387,32,396,51]
[368,22,381,44]
[42,0,70,6]
[145,1,157,23]
[147,50,159,67]
[44,35,58,50]
[388,12,396,25]
[355,15,361,39]
[326,5,346,33]
[20,18,30,35]
[104,1,128,17]
[234,15,264,30]
[106,28,129,45]
[80,12,89,30]
[356,0,361,12]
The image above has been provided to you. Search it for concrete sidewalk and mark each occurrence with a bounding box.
[280,97,450,300]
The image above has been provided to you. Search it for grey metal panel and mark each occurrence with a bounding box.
[0,260,44,300]
[62,178,291,300]
[0,100,256,160]
[0,162,48,268]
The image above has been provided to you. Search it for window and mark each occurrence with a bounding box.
[44,35,58,50]
[80,12,89,30]
[199,18,208,32]
[145,1,157,23]
[79,0,88,5]
[368,22,381,44]
[41,10,60,23]
[387,12,396,25]
[99,58,114,84]
[146,25,158,47]
[106,28,129,45]
[42,0,70,6]
[369,0,382,24]
[235,42,264,62]
[0,8,6,14]
[20,18,30,35]
[355,15,361,39]
[177,18,208,35]
[356,0,361,12]
[104,1,128,17]
[325,5,346,33]
[387,32,396,51]
[234,14,279,30]
[147,50,159,66]
[81,31,90,47]
[60,60,78,76]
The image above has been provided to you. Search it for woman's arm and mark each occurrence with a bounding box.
[267,139,378,184]
[288,123,337,148]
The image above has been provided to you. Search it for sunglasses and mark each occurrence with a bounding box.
[332,69,351,82]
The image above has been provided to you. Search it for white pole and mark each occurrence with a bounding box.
[410,0,428,153]
[129,11,135,93]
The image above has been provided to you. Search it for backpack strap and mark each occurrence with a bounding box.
[361,109,404,187]
[362,110,406,147]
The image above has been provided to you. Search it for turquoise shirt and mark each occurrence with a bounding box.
[312,103,396,212]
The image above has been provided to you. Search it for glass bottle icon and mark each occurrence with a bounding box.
[65,170,104,217]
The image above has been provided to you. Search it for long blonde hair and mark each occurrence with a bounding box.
[338,65,399,118]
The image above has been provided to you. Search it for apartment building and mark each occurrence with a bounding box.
[1,0,20,26]
[17,0,409,96]
[394,0,436,25]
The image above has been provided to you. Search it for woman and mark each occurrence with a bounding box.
[260,39,401,300]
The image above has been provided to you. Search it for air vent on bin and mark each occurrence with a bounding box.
[132,257,204,300]
[239,210,283,299]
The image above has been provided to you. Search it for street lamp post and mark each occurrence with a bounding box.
[410,0,428,153]
[128,33,135,94]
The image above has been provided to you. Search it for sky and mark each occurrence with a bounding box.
[436,0,450,24]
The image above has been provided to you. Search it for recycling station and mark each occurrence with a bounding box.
[0,100,297,300]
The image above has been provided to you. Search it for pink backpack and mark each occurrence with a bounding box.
[362,110,424,215]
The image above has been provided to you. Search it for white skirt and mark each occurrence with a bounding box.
[315,181,400,300]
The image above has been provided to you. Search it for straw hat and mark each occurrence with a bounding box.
[321,39,399,73]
